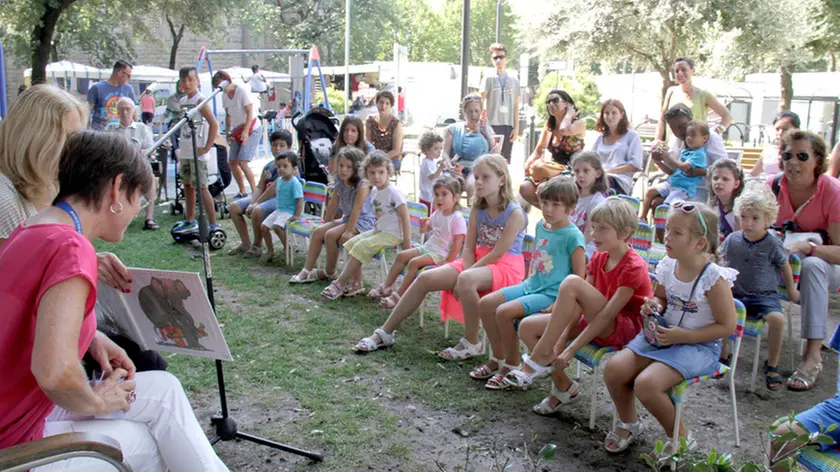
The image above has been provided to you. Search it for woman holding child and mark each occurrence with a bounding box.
[767,130,840,391]
[0,130,228,470]
[444,94,499,200]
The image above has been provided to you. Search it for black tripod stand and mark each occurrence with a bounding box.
[182,108,324,463]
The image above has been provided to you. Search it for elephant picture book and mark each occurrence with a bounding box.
[96,268,232,361]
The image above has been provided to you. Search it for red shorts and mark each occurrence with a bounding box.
[579,313,642,349]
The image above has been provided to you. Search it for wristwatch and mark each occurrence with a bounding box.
[808,241,817,257]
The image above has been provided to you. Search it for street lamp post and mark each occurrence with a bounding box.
[460,0,470,99]
[495,0,502,43]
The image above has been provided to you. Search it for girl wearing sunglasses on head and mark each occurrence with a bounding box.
[602,200,737,454]
[767,130,840,391]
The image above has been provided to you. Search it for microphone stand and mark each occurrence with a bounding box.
[147,84,324,463]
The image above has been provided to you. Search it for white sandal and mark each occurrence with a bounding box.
[469,357,501,380]
[438,337,483,361]
[604,419,644,454]
[354,328,396,352]
[532,380,580,415]
[290,268,317,284]
[503,355,554,390]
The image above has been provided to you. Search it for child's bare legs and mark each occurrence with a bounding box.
[302,221,344,272]
[361,266,460,347]
[184,184,197,222]
[229,202,251,250]
[640,187,661,220]
[518,314,549,351]
[324,224,351,276]
[603,350,654,448]
[448,267,494,349]
[383,248,422,288]
[765,312,785,367]
[249,206,268,247]
[476,291,510,373]
[397,256,435,295]
[199,187,217,224]
[497,302,527,367]
[634,363,687,440]
[273,226,288,254]
[336,256,363,285]
[261,225,274,258]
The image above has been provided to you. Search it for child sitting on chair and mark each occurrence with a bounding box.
[470,176,586,389]
[602,201,737,454]
[504,197,652,412]
[368,176,467,309]
[322,151,411,299]
[260,151,303,263]
[720,182,798,390]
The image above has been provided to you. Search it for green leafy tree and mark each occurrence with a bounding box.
[154,0,241,70]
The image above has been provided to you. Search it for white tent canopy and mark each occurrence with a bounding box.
[198,66,290,86]
[24,60,107,81]
[130,65,179,82]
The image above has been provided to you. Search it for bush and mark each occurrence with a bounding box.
[326,86,346,115]
[533,72,600,130]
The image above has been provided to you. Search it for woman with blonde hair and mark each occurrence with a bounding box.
[0,85,87,243]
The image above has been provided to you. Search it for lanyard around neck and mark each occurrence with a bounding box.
[497,72,507,104]
[55,201,83,234]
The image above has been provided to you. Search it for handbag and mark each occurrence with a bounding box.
[643,262,711,348]
[527,159,566,182]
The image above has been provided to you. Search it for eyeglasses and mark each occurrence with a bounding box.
[492,55,506,61]
[545,97,563,105]
[671,200,707,238]
[781,151,810,162]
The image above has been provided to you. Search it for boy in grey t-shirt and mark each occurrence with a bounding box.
[720,184,798,390]
[481,43,520,163]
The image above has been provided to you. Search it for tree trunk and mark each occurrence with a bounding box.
[829,52,836,72]
[166,15,185,70]
[31,0,75,84]
[659,68,674,109]
[779,64,793,111]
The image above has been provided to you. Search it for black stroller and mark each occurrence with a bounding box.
[169,143,232,219]
[292,107,338,185]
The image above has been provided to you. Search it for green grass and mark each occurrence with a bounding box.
[95,210,548,469]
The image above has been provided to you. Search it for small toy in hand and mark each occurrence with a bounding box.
[643,309,668,348]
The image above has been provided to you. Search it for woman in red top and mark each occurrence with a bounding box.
[0,131,229,471]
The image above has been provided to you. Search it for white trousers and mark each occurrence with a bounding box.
[36,371,229,472]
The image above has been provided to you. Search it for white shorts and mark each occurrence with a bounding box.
[261,210,294,230]
[656,181,689,204]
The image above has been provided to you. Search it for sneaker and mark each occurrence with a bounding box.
[179,221,198,232]
[209,223,222,231]
[172,220,193,230]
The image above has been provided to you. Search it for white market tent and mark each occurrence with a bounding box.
[198,66,290,85]
[23,60,108,83]
[130,65,179,82]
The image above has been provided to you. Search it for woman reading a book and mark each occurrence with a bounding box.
[0,131,230,471]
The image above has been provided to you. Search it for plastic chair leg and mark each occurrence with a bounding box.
[444,319,450,339]
[730,372,741,447]
[589,365,599,430]
[671,402,684,471]
[786,306,796,370]
[576,359,582,380]
[419,302,425,328]
[748,334,763,393]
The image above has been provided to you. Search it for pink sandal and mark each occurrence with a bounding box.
[321,280,345,300]
[379,292,401,309]
[367,284,392,299]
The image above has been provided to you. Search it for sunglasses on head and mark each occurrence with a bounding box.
[546,97,563,105]
[781,151,810,162]
[671,200,708,238]
[492,55,506,61]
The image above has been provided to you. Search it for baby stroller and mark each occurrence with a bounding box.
[292,107,337,185]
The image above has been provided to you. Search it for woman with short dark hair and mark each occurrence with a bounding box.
[592,99,643,195]
[767,130,840,392]
[0,130,229,471]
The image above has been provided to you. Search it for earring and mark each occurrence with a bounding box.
[110,201,124,215]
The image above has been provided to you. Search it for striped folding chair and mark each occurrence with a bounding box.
[618,195,641,215]
[647,243,667,272]
[630,222,654,263]
[666,299,746,450]
[376,201,429,282]
[286,184,331,265]
[573,342,619,429]
[654,204,670,232]
[743,254,802,392]
[799,448,840,471]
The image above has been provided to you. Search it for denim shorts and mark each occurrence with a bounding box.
[740,294,783,319]
[499,282,556,316]
[796,393,840,451]
[229,128,261,162]
[231,197,276,216]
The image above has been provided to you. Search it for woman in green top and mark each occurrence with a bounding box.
[654,57,732,143]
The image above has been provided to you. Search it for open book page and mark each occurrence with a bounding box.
[126,268,232,361]
[95,283,144,348]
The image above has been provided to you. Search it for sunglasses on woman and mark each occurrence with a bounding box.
[670,200,708,238]
[545,97,564,105]
[781,151,810,162]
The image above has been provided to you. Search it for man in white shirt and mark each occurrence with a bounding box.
[111,97,159,230]
[249,65,268,94]
[651,103,727,205]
